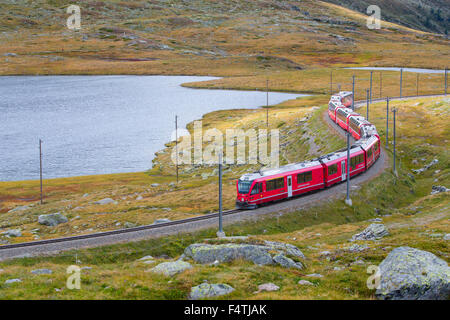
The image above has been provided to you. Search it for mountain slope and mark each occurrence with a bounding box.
[323,0,449,35]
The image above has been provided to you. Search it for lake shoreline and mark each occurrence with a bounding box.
[0,75,310,182]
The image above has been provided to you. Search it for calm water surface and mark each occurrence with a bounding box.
[0,76,307,181]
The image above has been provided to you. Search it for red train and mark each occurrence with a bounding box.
[236,92,381,209]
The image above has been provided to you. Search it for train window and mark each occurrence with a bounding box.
[350,154,364,168]
[266,177,284,191]
[238,180,253,194]
[328,164,338,175]
[250,183,262,195]
[297,171,312,184]
[367,148,373,159]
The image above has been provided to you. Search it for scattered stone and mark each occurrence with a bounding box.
[320,250,331,256]
[31,269,53,275]
[5,279,21,284]
[333,266,343,271]
[350,224,389,241]
[255,283,279,293]
[151,183,160,187]
[351,259,365,266]
[94,198,117,205]
[444,234,450,241]
[136,195,143,201]
[368,218,383,223]
[298,280,314,286]
[82,193,89,198]
[183,240,305,269]
[38,212,68,226]
[8,205,30,212]
[124,222,137,228]
[375,247,450,300]
[150,261,192,277]
[169,182,176,187]
[2,229,22,237]
[138,255,154,261]
[4,53,17,57]
[152,218,171,225]
[273,253,303,269]
[306,273,323,278]
[412,159,439,174]
[81,267,92,271]
[189,283,234,300]
[431,185,449,195]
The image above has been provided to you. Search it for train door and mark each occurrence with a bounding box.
[287,176,293,197]
[341,160,346,181]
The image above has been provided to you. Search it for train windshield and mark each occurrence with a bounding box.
[238,180,253,194]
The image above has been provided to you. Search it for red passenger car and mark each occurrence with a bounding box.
[336,108,358,131]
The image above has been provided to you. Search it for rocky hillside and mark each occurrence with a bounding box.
[324,0,450,35]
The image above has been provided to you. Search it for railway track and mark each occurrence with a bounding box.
[0,93,445,261]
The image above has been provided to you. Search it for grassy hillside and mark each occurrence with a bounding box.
[0,96,448,299]
[0,0,448,79]
[323,0,450,35]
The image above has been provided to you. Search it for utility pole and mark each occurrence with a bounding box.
[217,153,225,238]
[380,72,382,98]
[39,139,43,204]
[366,89,370,120]
[400,68,403,98]
[386,97,389,149]
[266,79,269,129]
[330,70,333,94]
[392,107,398,177]
[345,131,352,206]
[351,75,355,111]
[445,68,448,96]
[369,71,373,102]
[338,84,341,92]
[416,73,419,96]
[175,115,179,183]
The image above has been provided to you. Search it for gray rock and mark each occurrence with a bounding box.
[38,212,68,226]
[8,205,30,212]
[184,240,305,269]
[151,183,160,187]
[150,261,192,277]
[31,268,53,275]
[298,280,314,286]
[2,229,22,237]
[431,185,449,195]
[3,53,17,57]
[152,218,171,225]
[273,253,303,269]
[351,224,389,241]
[368,218,383,223]
[376,247,450,300]
[443,234,450,241]
[256,283,279,293]
[138,255,154,261]
[306,273,323,278]
[344,243,370,252]
[94,198,117,205]
[5,278,21,284]
[189,283,234,300]
[136,195,143,201]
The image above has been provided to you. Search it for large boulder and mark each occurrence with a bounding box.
[351,224,389,241]
[38,212,68,226]
[189,283,234,300]
[183,240,305,269]
[2,229,22,237]
[150,260,192,277]
[376,247,450,300]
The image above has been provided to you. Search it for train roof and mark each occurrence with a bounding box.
[355,135,379,148]
[239,160,322,181]
[318,145,363,164]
